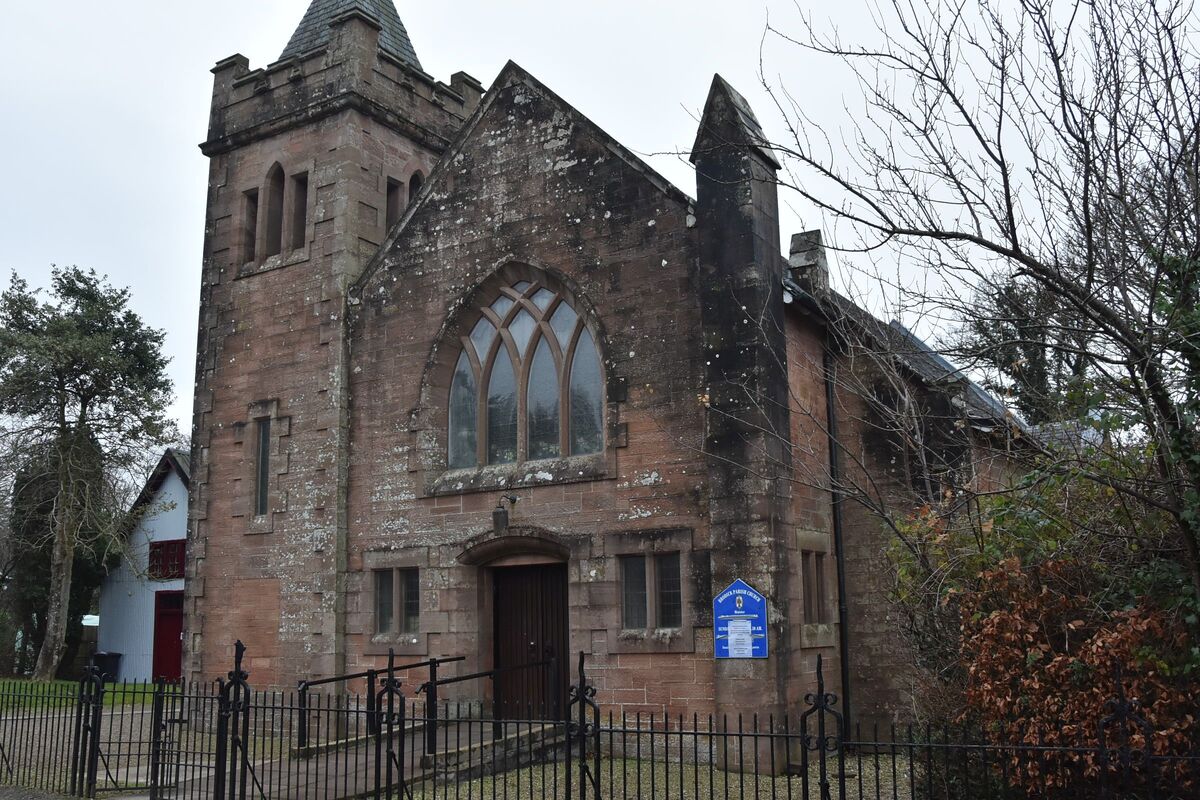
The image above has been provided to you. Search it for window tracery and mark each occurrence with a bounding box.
[448,280,603,468]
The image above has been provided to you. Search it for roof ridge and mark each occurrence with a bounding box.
[280,0,421,69]
[351,60,696,303]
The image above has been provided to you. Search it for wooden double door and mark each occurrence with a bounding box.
[493,563,569,720]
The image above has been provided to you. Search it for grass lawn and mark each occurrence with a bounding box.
[0,677,160,710]
[410,756,915,800]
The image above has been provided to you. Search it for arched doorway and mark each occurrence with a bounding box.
[459,533,569,719]
[492,562,567,719]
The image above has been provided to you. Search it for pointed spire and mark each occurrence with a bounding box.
[691,75,780,169]
[280,0,422,69]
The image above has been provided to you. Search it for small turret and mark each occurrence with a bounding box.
[691,75,783,283]
[690,75,793,726]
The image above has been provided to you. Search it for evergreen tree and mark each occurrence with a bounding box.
[0,267,172,680]
[9,441,114,675]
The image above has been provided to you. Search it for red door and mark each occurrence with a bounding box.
[152,591,184,681]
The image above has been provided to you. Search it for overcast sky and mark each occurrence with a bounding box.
[0,1,869,434]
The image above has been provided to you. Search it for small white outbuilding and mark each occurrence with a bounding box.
[97,449,189,682]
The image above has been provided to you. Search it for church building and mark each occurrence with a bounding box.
[186,0,1011,723]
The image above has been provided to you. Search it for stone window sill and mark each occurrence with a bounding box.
[236,247,311,279]
[364,632,428,657]
[607,625,695,655]
[245,513,275,535]
[800,623,837,649]
[425,452,607,497]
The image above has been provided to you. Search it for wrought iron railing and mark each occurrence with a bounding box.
[0,644,1195,799]
[417,652,560,754]
[295,652,465,751]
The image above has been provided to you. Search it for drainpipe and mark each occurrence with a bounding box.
[823,343,852,723]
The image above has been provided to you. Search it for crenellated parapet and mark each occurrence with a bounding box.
[203,11,479,158]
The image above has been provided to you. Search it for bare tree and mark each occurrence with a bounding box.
[758,0,1200,595]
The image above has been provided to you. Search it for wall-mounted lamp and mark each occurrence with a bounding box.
[492,494,519,533]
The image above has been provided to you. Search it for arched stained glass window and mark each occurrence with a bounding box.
[569,328,603,456]
[487,348,518,465]
[447,279,604,467]
[448,351,477,468]
[509,310,536,356]
[550,304,577,348]
[527,338,559,460]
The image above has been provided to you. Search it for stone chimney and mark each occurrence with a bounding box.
[788,230,828,294]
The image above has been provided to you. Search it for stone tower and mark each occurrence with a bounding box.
[186,0,480,685]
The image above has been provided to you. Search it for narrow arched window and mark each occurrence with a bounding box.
[264,163,285,258]
[447,351,477,468]
[487,348,518,464]
[290,172,309,251]
[569,328,603,455]
[408,172,424,207]
[447,280,604,468]
[527,338,559,459]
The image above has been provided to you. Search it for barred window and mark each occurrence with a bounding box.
[448,281,603,468]
[655,552,682,628]
[620,555,648,629]
[148,540,186,581]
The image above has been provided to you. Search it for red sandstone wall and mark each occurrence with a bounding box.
[345,70,716,718]
[782,313,840,708]
[832,356,924,723]
[188,14,467,686]
[191,23,848,721]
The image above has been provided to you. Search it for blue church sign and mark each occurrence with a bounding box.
[713,579,768,659]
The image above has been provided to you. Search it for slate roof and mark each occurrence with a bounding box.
[785,278,1020,430]
[885,320,1014,425]
[280,0,422,69]
[130,448,191,519]
[165,448,192,483]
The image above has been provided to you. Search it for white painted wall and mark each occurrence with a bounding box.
[97,470,187,681]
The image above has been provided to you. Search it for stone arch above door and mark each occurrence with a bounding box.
[457,525,571,567]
